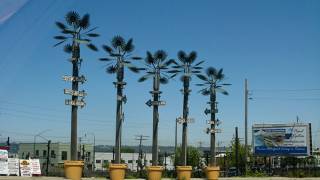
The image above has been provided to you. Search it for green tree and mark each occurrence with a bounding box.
[172,146,202,169]
[138,50,175,166]
[197,67,230,166]
[54,11,99,160]
[226,139,251,174]
[99,36,142,164]
[168,51,204,166]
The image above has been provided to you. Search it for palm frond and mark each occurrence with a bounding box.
[53,40,66,47]
[178,50,186,63]
[65,11,80,26]
[145,51,154,64]
[194,60,205,66]
[131,56,142,60]
[196,74,208,81]
[111,35,125,49]
[79,14,90,29]
[87,43,98,51]
[172,65,182,69]
[195,83,206,86]
[54,36,68,40]
[55,21,66,30]
[192,70,201,74]
[154,50,167,61]
[62,29,75,34]
[221,83,232,86]
[106,66,117,74]
[188,51,197,63]
[128,66,140,73]
[63,44,72,53]
[167,70,181,74]
[201,89,210,96]
[159,77,169,84]
[170,73,178,78]
[99,58,113,61]
[206,67,217,76]
[86,33,99,37]
[102,45,113,54]
[82,27,98,34]
[193,67,202,70]
[124,38,134,52]
[215,88,228,95]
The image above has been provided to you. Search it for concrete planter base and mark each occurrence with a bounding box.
[146,166,163,180]
[108,163,127,180]
[205,166,220,180]
[176,166,192,180]
[64,160,84,180]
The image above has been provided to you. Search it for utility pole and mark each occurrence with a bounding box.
[164,151,167,171]
[235,127,239,176]
[46,140,51,176]
[244,78,248,174]
[135,135,149,173]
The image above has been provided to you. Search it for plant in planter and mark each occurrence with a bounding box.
[197,67,230,180]
[138,50,175,179]
[99,35,142,179]
[54,11,99,179]
[168,50,204,180]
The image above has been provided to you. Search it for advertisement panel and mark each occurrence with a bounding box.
[8,158,19,176]
[252,123,310,156]
[0,150,8,175]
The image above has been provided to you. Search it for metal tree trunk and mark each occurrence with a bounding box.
[210,89,217,166]
[115,65,124,164]
[152,74,160,166]
[181,77,190,166]
[70,43,79,161]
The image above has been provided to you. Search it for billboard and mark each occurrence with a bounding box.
[252,123,311,156]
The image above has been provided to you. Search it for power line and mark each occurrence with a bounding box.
[251,88,320,92]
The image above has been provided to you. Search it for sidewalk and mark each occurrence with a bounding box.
[0,178,320,180]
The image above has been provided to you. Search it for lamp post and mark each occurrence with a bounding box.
[33,129,51,158]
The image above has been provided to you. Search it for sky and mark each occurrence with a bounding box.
[0,0,319,148]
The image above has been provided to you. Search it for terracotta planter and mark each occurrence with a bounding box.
[205,166,220,180]
[176,166,192,180]
[64,160,84,180]
[108,163,127,180]
[146,166,163,180]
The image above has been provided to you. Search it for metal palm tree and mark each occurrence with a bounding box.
[54,11,99,160]
[168,50,204,166]
[99,36,142,164]
[138,50,175,166]
[197,67,230,166]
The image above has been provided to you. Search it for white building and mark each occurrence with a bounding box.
[94,152,174,171]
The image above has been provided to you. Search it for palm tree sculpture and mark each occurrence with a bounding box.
[168,51,205,166]
[138,50,175,166]
[54,11,99,160]
[197,67,230,166]
[99,36,142,164]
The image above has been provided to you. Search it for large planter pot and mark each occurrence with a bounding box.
[205,166,220,180]
[176,166,192,180]
[64,160,84,180]
[146,166,163,180]
[108,163,127,180]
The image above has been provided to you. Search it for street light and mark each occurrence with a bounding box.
[33,129,51,157]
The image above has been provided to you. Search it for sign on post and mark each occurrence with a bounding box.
[20,159,32,177]
[30,159,41,175]
[65,99,86,108]
[7,158,19,176]
[64,89,87,97]
[0,150,8,175]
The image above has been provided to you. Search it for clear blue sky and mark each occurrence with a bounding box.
[0,0,319,148]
